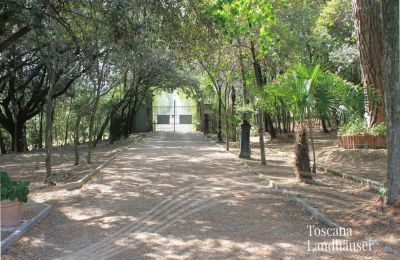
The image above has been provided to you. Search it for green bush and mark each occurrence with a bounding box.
[368,122,387,136]
[338,118,365,135]
[0,171,30,203]
[236,106,254,121]
[338,118,387,136]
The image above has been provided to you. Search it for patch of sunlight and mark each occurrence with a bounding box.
[114,237,131,247]
[89,216,138,229]
[118,176,152,184]
[86,183,115,193]
[59,206,106,221]
[143,157,167,162]
[20,154,40,158]
[274,242,298,249]
[28,237,48,247]
[135,233,277,253]
[117,167,142,171]
[187,157,206,163]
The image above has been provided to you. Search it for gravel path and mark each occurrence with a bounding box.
[3,132,381,259]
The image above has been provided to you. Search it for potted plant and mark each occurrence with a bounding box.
[1,171,30,227]
[237,106,254,124]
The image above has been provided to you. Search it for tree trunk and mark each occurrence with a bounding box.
[109,113,121,143]
[217,87,223,143]
[0,128,6,154]
[23,125,27,151]
[12,104,18,153]
[352,0,385,126]
[382,0,400,205]
[231,86,237,142]
[321,118,329,133]
[293,118,296,133]
[265,113,277,139]
[294,123,313,182]
[74,115,82,165]
[10,120,24,153]
[64,98,73,146]
[237,38,249,105]
[282,110,288,133]
[264,114,269,133]
[225,110,230,151]
[45,86,55,184]
[38,109,43,149]
[250,40,266,165]
[87,89,101,164]
[277,114,282,134]
[258,111,266,165]
[9,104,26,153]
[307,118,317,173]
[44,45,58,185]
[94,114,111,147]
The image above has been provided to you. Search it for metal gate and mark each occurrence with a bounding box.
[153,102,196,132]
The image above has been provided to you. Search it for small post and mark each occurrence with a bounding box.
[239,119,251,158]
[204,113,209,135]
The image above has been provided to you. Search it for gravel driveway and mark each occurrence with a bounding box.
[3,132,377,259]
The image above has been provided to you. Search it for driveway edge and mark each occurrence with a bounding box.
[66,134,144,191]
[1,203,54,253]
[316,164,384,192]
[204,135,344,229]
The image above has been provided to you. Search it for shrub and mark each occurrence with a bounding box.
[236,106,254,121]
[338,118,366,135]
[368,122,387,136]
[338,118,387,136]
[0,171,30,203]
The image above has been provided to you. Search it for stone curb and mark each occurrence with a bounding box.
[316,164,384,192]
[239,161,344,229]
[65,135,144,191]
[1,203,54,253]
[203,134,344,229]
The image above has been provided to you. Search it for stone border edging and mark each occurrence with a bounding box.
[1,203,54,253]
[239,158,344,229]
[316,164,384,192]
[203,134,344,229]
[65,135,144,191]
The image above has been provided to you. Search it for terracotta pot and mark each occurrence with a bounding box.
[1,199,23,227]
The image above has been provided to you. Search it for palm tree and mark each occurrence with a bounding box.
[264,64,320,182]
[289,64,320,182]
[267,64,326,181]
[265,63,360,183]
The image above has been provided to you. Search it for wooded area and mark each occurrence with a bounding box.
[0,0,398,205]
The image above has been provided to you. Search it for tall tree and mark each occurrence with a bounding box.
[352,0,385,126]
[43,45,58,184]
[382,0,400,205]
[208,0,275,164]
[0,0,92,152]
[87,52,110,164]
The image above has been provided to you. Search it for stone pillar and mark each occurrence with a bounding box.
[239,120,251,158]
[203,113,209,135]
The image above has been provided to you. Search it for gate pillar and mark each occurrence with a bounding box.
[203,113,209,135]
[239,119,251,158]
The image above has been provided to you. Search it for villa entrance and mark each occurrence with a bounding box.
[153,102,196,132]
